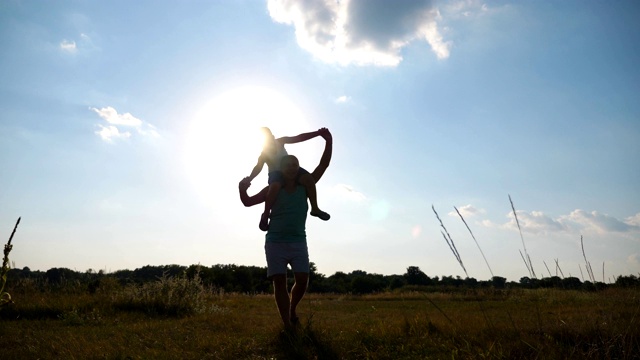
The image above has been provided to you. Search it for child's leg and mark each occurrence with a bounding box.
[299,173,330,221]
[260,182,281,231]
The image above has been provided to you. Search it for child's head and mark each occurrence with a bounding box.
[260,127,276,151]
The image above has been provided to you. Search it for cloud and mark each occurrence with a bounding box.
[443,0,490,18]
[563,210,640,233]
[92,106,143,127]
[504,210,569,234]
[448,204,485,218]
[334,184,367,202]
[60,40,77,53]
[59,33,100,54]
[488,208,640,235]
[267,0,451,67]
[91,106,159,142]
[335,95,351,104]
[625,213,640,227]
[95,125,131,142]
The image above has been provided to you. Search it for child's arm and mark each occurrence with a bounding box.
[246,154,266,182]
[238,177,269,207]
[277,129,323,145]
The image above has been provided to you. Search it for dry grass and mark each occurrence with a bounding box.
[1,283,638,359]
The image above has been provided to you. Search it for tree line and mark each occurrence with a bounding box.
[7,264,639,294]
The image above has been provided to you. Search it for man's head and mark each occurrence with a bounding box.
[280,155,300,181]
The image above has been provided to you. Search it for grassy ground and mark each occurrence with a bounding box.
[1,284,639,359]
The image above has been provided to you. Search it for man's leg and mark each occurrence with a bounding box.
[290,272,309,324]
[272,274,292,328]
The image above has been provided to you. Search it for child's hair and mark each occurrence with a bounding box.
[260,127,273,136]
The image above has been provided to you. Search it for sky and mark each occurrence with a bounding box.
[1,0,639,283]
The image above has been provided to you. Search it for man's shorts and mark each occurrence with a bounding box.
[264,242,309,278]
[267,167,310,185]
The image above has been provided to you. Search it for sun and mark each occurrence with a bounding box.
[184,86,310,206]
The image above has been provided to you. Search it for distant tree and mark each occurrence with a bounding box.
[615,275,639,288]
[325,271,350,293]
[562,277,582,289]
[404,266,431,286]
[45,267,78,285]
[308,262,328,292]
[351,276,376,294]
[491,276,507,289]
[440,275,464,287]
[387,275,406,290]
[464,277,478,288]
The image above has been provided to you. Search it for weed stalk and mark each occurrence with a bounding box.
[2,217,21,307]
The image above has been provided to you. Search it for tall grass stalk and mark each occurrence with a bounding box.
[543,261,552,277]
[432,205,468,278]
[509,195,536,278]
[580,235,596,283]
[554,258,565,278]
[1,217,20,307]
[454,206,494,278]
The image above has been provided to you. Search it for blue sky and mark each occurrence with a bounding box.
[1,0,638,282]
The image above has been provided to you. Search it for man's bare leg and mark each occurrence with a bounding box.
[290,272,309,325]
[272,274,292,329]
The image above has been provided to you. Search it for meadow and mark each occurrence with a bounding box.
[1,274,638,359]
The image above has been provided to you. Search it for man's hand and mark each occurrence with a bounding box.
[239,177,251,191]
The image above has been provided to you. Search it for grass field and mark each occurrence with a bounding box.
[1,278,638,359]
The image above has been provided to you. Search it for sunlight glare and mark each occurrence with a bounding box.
[184,86,310,207]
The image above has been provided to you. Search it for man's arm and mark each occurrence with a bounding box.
[310,128,332,183]
[238,177,269,207]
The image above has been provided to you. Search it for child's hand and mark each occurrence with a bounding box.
[239,177,251,190]
[319,127,332,141]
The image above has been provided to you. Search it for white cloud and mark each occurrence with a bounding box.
[625,213,640,227]
[91,106,143,127]
[334,184,367,202]
[60,40,77,53]
[59,33,100,55]
[91,106,159,142]
[504,210,569,234]
[95,125,131,142]
[136,123,161,138]
[487,208,640,235]
[563,210,640,233]
[267,0,451,67]
[335,95,351,103]
[449,204,485,218]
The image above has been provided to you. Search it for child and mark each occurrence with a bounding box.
[244,127,330,231]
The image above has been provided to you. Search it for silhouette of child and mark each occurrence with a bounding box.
[243,127,330,231]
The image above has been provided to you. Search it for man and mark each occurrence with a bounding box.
[238,128,332,328]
